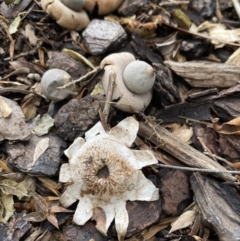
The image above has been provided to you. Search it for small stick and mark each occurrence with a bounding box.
[137,113,236,182]
[57,67,99,90]
[197,137,217,162]
[102,72,116,123]
[159,0,189,6]
[215,0,223,21]
[232,0,240,20]
[155,163,240,175]
[4,41,43,61]
[99,109,110,132]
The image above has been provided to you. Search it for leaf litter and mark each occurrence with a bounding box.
[1,0,240,240]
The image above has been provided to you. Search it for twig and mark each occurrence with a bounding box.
[99,109,110,132]
[57,67,99,90]
[4,40,43,61]
[155,163,240,175]
[159,0,189,6]
[137,113,236,182]
[197,137,217,162]
[102,72,116,123]
[232,0,240,20]
[215,0,223,21]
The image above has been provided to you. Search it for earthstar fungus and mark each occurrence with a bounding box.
[59,117,159,240]
[41,69,75,102]
[41,0,123,30]
[85,0,124,15]
[100,52,155,113]
[41,0,89,30]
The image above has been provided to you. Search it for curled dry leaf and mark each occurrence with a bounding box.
[163,123,193,143]
[213,117,240,135]
[25,24,39,46]
[59,117,159,241]
[197,21,240,48]
[33,138,50,164]
[0,97,12,118]
[22,190,73,229]
[169,209,198,233]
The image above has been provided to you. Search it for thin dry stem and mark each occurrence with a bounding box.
[232,0,240,19]
[155,163,240,175]
[137,114,236,182]
[159,0,189,6]
[102,72,116,123]
[57,67,99,90]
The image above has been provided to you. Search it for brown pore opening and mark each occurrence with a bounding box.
[96,165,110,178]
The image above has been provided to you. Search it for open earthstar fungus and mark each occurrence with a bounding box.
[59,117,159,240]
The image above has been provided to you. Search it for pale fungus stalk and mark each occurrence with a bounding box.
[59,117,159,240]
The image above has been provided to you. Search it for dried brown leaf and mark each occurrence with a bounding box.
[92,207,107,235]
[33,138,50,164]
[213,117,240,135]
[49,205,73,213]
[22,212,46,222]
[0,172,26,182]
[37,176,61,197]
[29,190,47,214]
[46,213,59,229]
[197,21,240,48]
[169,210,198,233]
[0,98,12,118]
[21,102,37,121]
[25,24,38,46]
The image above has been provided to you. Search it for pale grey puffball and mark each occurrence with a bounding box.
[123,60,155,94]
[61,0,85,11]
[41,69,74,102]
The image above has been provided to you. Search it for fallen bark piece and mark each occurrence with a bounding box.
[131,34,163,64]
[109,200,161,238]
[82,19,127,55]
[156,101,212,124]
[218,135,240,161]
[137,115,236,182]
[153,63,181,107]
[54,95,105,141]
[0,95,31,142]
[191,172,240,241]
[6,133,67,176]
[164,61,240,88]
[65,222,107,241]
[0,212,31,241]
[192,123,218,155]
[118,0,148,16]
[125,200,162,237]
[158,169,191,216]
[212,96,240,121]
